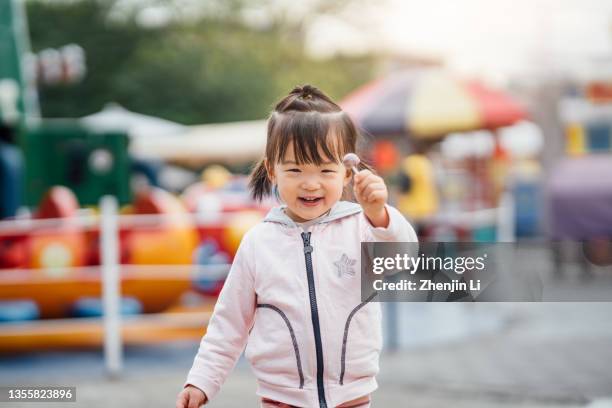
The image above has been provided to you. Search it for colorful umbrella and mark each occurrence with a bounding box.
[341,71,527,139]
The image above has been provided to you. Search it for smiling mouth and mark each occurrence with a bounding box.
[299,197,323,206]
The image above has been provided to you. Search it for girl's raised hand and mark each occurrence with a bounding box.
[353,169,389,228]
[176,385,207,408]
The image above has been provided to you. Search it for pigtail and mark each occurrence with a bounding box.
[249,159,271,201]
[276,85,341,114]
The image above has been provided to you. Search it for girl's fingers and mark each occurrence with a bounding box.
[176,392,188,408]
[354,175,382,195]
[355,174,380,189]
[353,170,388,205]
[367,190,387,203]
[187,394,200,408]
[355,178,385,198]
[358,187,384,204]
[353,169,372,184]
[355,188,386,205]
[360,183,385,199]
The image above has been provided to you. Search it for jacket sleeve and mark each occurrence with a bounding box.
[184,232,256,402]
[361,204,418,243]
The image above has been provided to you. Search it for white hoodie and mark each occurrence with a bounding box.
[186,201,418,407]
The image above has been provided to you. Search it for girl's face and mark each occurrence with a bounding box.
[268,142,351,223]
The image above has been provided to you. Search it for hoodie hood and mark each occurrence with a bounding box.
[263,201,362,228]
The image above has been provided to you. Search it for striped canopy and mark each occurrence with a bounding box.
[341,71,527,139]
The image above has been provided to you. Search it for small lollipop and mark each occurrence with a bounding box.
[343,153,360,175]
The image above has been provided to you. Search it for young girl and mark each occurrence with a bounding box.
[176,85,417,408]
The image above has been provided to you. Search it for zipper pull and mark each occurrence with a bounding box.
[301,232,313,254]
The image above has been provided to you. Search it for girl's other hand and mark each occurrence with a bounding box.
[176,385,207,408]
[353,169,389,228]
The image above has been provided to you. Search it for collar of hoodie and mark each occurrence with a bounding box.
[263,200,362,231]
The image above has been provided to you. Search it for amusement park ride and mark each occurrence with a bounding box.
[0,0,552,353]
[0,0,268,352]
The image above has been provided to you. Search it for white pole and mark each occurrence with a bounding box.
[497,191,515,243]
[100,195,122,378]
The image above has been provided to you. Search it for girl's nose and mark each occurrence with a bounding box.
[300,176,321,190]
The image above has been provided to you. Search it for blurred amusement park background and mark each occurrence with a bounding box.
[1,0,612,407]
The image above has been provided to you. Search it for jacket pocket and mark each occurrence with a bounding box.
[339,292,380,385]
[245,304,305,389]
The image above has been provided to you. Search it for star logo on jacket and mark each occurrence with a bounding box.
[334,253,357,278]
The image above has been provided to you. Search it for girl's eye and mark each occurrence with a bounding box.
[322,169,336,173]
[287,168,301,173]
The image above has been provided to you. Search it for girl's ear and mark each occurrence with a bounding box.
[264,158,275,183]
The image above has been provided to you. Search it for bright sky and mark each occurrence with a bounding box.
[305,0,612,80]
[130,0,612,80]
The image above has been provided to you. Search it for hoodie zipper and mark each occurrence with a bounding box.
[301,231,328,408]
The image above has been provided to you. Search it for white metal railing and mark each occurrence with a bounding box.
[0,197,235,378]
[100,196,122,378]
[0,265,229,280]
[0,209,247,235]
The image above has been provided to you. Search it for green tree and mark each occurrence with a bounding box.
[27,0,160,117]
[26,0,377,123]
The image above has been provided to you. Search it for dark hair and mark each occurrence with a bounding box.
[249,84,370,201]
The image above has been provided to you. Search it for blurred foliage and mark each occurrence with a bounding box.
[26,0,376,124]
